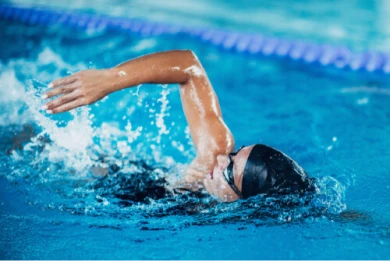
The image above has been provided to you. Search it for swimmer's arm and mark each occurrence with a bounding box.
[43,49,233,157]
[43,50,234,183]
[42,50,201,112]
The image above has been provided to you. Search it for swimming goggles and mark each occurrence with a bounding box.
[222,146,245,199]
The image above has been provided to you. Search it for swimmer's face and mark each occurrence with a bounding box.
[203,145,254,202]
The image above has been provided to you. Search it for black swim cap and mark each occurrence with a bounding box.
[241,144,313,198]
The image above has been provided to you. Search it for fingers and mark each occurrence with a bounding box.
[43,90,80,111]
[42,82,79,99]
[41,74,85,114]
[48,75,78,88]
[203,177,212,191]
[48,98,84,114]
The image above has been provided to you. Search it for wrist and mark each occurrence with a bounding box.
[105,67,126,92]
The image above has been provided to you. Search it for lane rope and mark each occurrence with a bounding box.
[1,4,389,74]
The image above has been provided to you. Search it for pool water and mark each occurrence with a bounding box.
[1,1,390,259]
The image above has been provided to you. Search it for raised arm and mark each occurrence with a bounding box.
[43,50,201,109]
[43,50,235,184]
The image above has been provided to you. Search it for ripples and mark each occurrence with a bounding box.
[1,131,347,231]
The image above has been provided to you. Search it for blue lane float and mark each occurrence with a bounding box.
[0,4,389,74]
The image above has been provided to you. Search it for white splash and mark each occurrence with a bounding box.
[0,47,87,126]
[125,120,143,143]
[24,84,95,172]
[0,69,28,125]
[1,46,196,182]
[155,85,171,143]
[312,176,347,214]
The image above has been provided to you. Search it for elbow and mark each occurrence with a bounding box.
[181,49,198,62]
[176,49,200,67]
[180,50,204,80]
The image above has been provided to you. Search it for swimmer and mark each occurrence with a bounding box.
[41,50,314,202]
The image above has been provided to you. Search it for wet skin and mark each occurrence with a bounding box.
[42,50,252,202]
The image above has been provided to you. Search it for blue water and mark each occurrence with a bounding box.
[1,1,390,259]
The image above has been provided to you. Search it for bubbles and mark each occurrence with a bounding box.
[312,176,347,214]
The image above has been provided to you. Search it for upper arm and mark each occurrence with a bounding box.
[179,52,235,177]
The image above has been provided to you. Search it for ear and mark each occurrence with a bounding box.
[216,154,229,171]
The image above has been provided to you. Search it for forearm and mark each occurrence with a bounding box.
[107,50,200,93]
[42,50,204,113]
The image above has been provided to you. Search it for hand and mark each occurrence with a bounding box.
[203,163,240,202]
[42,69,114,114]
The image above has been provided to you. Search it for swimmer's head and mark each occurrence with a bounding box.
[203,145,253,202]
[203,144,312,202]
